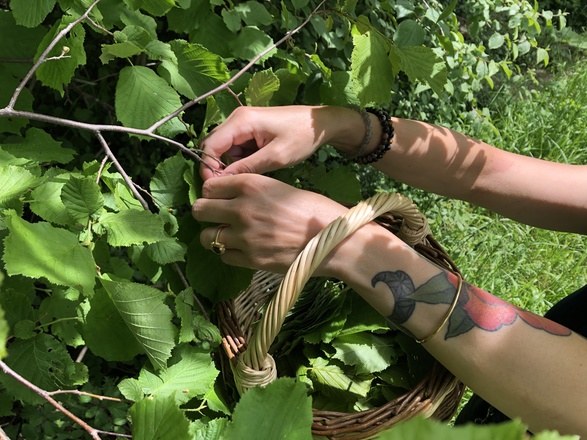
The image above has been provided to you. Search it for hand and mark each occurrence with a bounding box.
[191,174,348,274]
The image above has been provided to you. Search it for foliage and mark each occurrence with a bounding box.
[0,0,582,439]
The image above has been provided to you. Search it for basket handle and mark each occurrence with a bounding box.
[233,192,430,394]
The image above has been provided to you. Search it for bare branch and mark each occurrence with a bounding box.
[0,360,103,440]
[95,132,150,210]
[7,0,101,110]
[146,0,326,133]
[48,389,126,403]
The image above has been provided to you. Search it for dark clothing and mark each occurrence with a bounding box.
[455,284,587,425]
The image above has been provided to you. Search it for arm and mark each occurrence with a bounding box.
[200,105,587,234]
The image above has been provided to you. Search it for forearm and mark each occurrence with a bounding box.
[322,106,587,234]
[326,223,587,437]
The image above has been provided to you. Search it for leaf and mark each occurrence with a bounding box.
[391,45,447,96]
[308,357,371,398]
[9,0,56,27]
[115,65,184,137]
[84,279,176,370]
[311,167,362,204]
[99,210,167,247]
[130,395,191,440]
[192,417,228,440]
[245,70,280,106]
[185,235,254,302]
[488,32,505,50]
[160,40,230,100]
[175,289,195,343]
[35,21,86,95]
[0,334,88,404]
[144,238,186,265]
[0,166,39,208]
[234,1,273,27]
[332,332,396,374]
[149,153,189,208]
[123,347,218,405]
[0,305,8,359]
[394,19,425,46]
[0,127,75,164]
[29,170,76,226]
[351,27,393,106]
[376,415,528,439]
[229,26,276,62]
[3,211,96,295]
[60,176,104,224]
[223,378,313,440]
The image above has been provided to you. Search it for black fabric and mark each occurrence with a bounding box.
[454,284,587,426]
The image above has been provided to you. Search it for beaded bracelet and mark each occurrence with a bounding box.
[345,106,394,165]
[415,274,463,344]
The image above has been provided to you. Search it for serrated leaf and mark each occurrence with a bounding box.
[245,69,280,106]
[332,332,396,374]
[130,395,191,440]
[234,1,273,26]
[3,211,96,294]
[144,238,186,265]
[115,65,184,137]
[0,334,88,404]
[394,19,425,46]
[0,66,34,135]
[308,357,371,397]
[99,210,167,247]
[13,320,35,339]
[185,236,254,302]
[60,176,104,224]
[391,46,447,96]
[0,305,7,359]
[118,377,145,401]
[160,40,230,100]
[192,417,227,440]
[10,0,56,27]
[175,289,195,343]
[35,21,86,95]
[351,27,393,106]
[84,279,176,370]
[127,348,218,405]
[0,166,39,208]
[223,378,313,440]
[311,167,362,204]
[0,127,75,164]
[29,170,76,226]
[149,153,189,208]
[229,26,276,62]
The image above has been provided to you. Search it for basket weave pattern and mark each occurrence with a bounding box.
[218,192,465,439]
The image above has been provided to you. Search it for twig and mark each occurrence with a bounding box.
[95,132,150,210]
[147,0,326,133]
[0,360,102,440]
[48,389,126,403]
[96,155,109,184]
[7,0,101,110]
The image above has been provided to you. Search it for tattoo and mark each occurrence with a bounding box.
[373,270,572,340]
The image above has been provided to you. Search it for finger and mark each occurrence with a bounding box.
[221,140,289,176]
[191,198,234,224]
[200,224,238,252]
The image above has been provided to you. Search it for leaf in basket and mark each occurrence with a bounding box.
[332,332,397,374]
[394,333,437,386]
[223,377,313,440]
[375,415,528,439]
[308,357,372,398]
[336,293,390,336]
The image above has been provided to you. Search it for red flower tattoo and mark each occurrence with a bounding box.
[446,283,572,338]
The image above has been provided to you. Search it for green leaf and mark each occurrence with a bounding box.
[149,153,189,208]
[332,332,396,374]
[376,415,528,439]
[0,307,6,359]
[185,236,254,302]
[223,378,313,440]
[311,167,362,204]
[9,0,56,27]
[99,210,167,247]
[84,279,176,370]
[145,238,186,265]
[13,319,35,339]
[0,128,75,164]
[393,19,425,46]
[230,26,276,62]
[0,166,39,208]
[130,395,191,440]
[60,176,104,224]
[0,334,88,404]
[128,0,175,17]
[488,32,505,50]
[245,69,280,106]
[0,11,47,60]
[115,65,184,137]
[192,418,228,440]
[175,289,195,343]
[308,357,371,397]
[35,21,86,95]
[391,45,447,96]
[29,170,76,226]
[3,211,96,295]
[351,27,393,106]
[234,1,273,27]
[122,348,218,405]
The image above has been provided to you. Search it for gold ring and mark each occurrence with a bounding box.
[211,225,227,255]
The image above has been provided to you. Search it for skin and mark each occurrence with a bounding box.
[192,105,587,437]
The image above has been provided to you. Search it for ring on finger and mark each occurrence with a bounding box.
[211,224,228,255]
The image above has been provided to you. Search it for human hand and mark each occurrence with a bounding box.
[191,174,348,274]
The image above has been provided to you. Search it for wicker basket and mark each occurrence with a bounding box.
[218,192,465,439]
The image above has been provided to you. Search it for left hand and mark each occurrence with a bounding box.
[191,174,348,274]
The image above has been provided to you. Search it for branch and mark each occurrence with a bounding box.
[7,0,101,110]
[0,360,103,440]
[95,132,150,210]
[146,0,326,133]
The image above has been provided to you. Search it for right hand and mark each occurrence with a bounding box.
[199,106,332,180]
